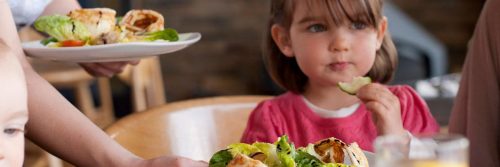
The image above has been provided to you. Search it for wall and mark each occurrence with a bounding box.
[122,0,485,101]
[391,0,485,72]
[141,0,274,100]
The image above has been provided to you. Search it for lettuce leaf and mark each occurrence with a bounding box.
[209,149,233,167]
[299,144,354,167]
[228,143,261,156]
[209,135,356,167]
[276,136,296,167]
[40,37,58,46]
[143,28,179,41]
[295,150,354,167]
[295,150,324,167]
[254,142,281,167]
[34,15,90,42]
[298,144,322,160]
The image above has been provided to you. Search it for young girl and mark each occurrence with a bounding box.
[241,0,439,151]
[0,45,29,167]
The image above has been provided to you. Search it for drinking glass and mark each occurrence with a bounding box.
[374,133,469,167]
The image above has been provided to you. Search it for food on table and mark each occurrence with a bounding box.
[34,8,178,47]
[337,77,372,95]
[209,135,369,167]
[227,154,267,167]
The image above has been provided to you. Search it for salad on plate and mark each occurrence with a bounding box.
[209,135,370,167]
[33,8,179,47]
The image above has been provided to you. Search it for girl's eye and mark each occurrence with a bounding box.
[4,128,24,136]
[307,24,327,32]
[350,22,367,30]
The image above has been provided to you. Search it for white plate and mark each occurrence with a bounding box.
[343,151,375,166]
[365,151,375,166]
[22,32,201,62]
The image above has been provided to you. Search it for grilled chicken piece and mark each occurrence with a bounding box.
[227,154,267,167]
[91,26,122,45]
[313,137,369,167]
[120,9,164,34]
[68,8,117,44]
[314,138,346,163]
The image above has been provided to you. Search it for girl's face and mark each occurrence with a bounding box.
[272,0,387,88]
[0,56,28,167]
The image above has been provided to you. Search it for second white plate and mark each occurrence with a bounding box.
[22,32,201,62]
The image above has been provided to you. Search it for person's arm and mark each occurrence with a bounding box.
[40,0,81,16]
[1,0,137,165]
[40,0,139,77]
[1,1,206,166]
[449,1,500,166]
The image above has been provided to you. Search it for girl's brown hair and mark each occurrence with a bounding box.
[264,0,397,93]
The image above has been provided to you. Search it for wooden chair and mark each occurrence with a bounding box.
[105,95,272,161]
[118,57,166,112]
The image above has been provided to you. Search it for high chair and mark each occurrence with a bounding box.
[105,95,272,161]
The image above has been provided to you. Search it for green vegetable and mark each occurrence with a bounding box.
[116,16,123,24]
[209,135,359,167]
[337,76,372,95]
[295,151,324,167]
[297,145,354,167]
[34,15,91,42]
[276,136,296,167]
[228,143,261,156]
[295,150,354,167]
[210,143,279,167]
[144,28,179,41]
[40,37,58,46]
[209,149,233,167]
[254,142,281,167]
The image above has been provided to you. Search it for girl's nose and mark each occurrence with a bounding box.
[329,30,350,52]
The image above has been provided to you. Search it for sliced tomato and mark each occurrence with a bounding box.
[60,40,85,47]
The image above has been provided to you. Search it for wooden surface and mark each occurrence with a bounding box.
[105,95,272,161]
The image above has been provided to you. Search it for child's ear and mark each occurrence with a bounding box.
[271,24,294,57]
[376,17,388,49]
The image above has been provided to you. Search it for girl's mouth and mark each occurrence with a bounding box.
[329,62,350,71]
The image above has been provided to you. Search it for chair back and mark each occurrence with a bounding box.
[118,57,166,112]
[105,95,272,161]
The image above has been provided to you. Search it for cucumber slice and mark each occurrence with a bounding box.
[337,77,372,95]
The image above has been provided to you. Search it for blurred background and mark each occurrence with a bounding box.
[79,0,485,115]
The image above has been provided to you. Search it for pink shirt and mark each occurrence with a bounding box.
[241,85,439,151]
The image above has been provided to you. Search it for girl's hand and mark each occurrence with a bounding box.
[79,60,140,77]
[356,83,406,136]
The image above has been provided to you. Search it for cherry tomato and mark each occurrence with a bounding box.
[60,40,85,47]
